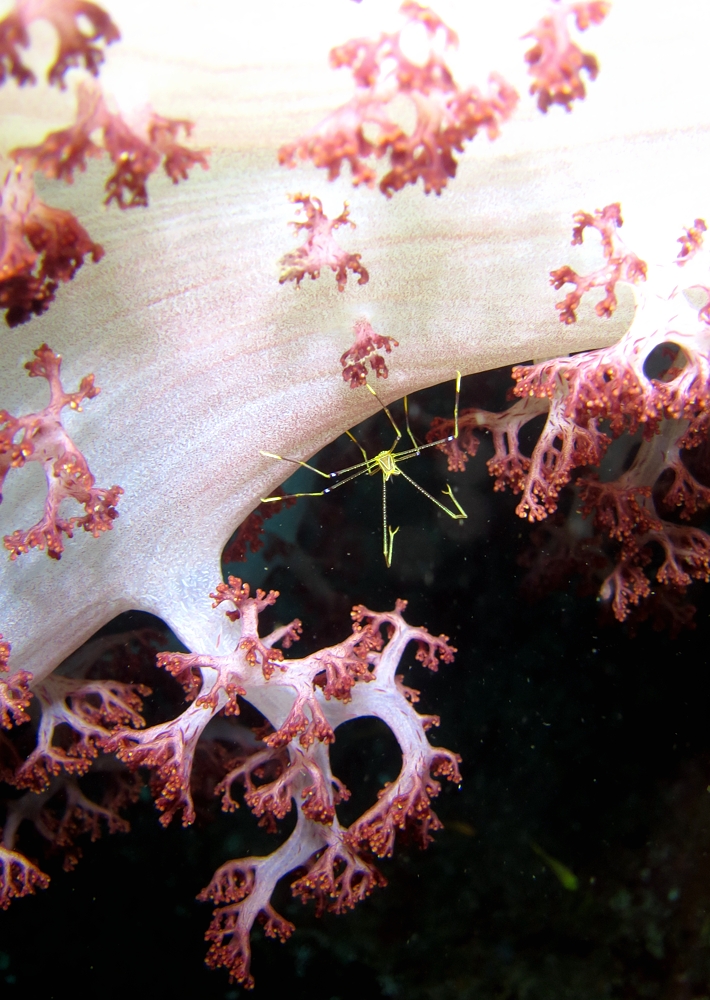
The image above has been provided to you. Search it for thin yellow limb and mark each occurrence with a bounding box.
[403,395,420,453]
[388,438,452,464]
[345,429,372,467]
[260,450,333,480]
[397,469,467,520]
[366,383,401,450]
[381,475,399,567]
[441,482,467,518]
[454,370,461,440]
[260,465,372,504]
[385,526,399,568]
[261,491,324,502]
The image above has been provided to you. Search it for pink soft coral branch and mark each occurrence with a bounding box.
[14,675,149,791]
[0,634,32,729]
[0,166,104,326]
[524,0,610,113]
[340,317,399,387]
[0,0,120,89]
[12,81,209,210]
[0,846,49,909]
[104,580,458,987]
[279,2,518,196]
[279,193,368,291]
[550,203,647,324]
[0,343,123,559]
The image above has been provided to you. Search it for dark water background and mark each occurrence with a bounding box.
[2,366,710,999]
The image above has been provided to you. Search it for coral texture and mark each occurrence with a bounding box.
[429,207,710,621]
[279,1,518,196]
[524,0,610,112]
[340,317,399,387]
[279,193,368,290]
[107,580,459,986]
[0,343,122,559]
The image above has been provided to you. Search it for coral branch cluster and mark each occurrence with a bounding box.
[0,0,208,325]
[0,165,104,326]
[12,81,209,210]
[279,1,518,197]
[0,634,32,730]
[0,631,147,908]
[0,343,122,559]
[0,581,460,986]
[0,0,120,90]
[223,494,297,564]
[103,579,459,987]
[340,317,399,387]
[524,1,610,113]
[429,206,710,623]
[550,203,647,323]
[279,193,368,291]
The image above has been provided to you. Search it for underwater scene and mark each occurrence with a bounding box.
[3,364,710,999]
[1,1,710,997]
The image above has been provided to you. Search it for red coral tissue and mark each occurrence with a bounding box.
[0,343,123,559]
[0,0,120,90]
[0,164,103,326]
[279,1,518,196]
[524,0,610,113]
[12,80,209,209]
[279,193,368,290]
[550,202,647,323]
[429,206,710,624]
[340,317,399,387]
[0,635,32,731]
[105,579,459,987]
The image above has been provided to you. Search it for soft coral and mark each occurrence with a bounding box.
[279,1,518,197]
[0,343,122,559]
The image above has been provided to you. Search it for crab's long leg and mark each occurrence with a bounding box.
[403,395,421,453]
[260,464,373,503]
[382,475,399,567]
[397,469,467,520]
[260,450,335,479]
[453,370,461,440]
[365,383,402,453]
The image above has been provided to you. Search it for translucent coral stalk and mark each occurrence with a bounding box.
[106,580,458,987]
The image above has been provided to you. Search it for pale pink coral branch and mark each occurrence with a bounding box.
[340,317,399,387]
[12,80,209,210]
[524,0,610,113]
[1,769,140,900]
[13,674,148,791]
[0,344,123,559]
[104,580,458,987]
[279,1,518,196]
[279,193,368,291]
[0,166,103,326]
[0,0,120,90]
[550,203,647,324]
[0,845,49,909]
